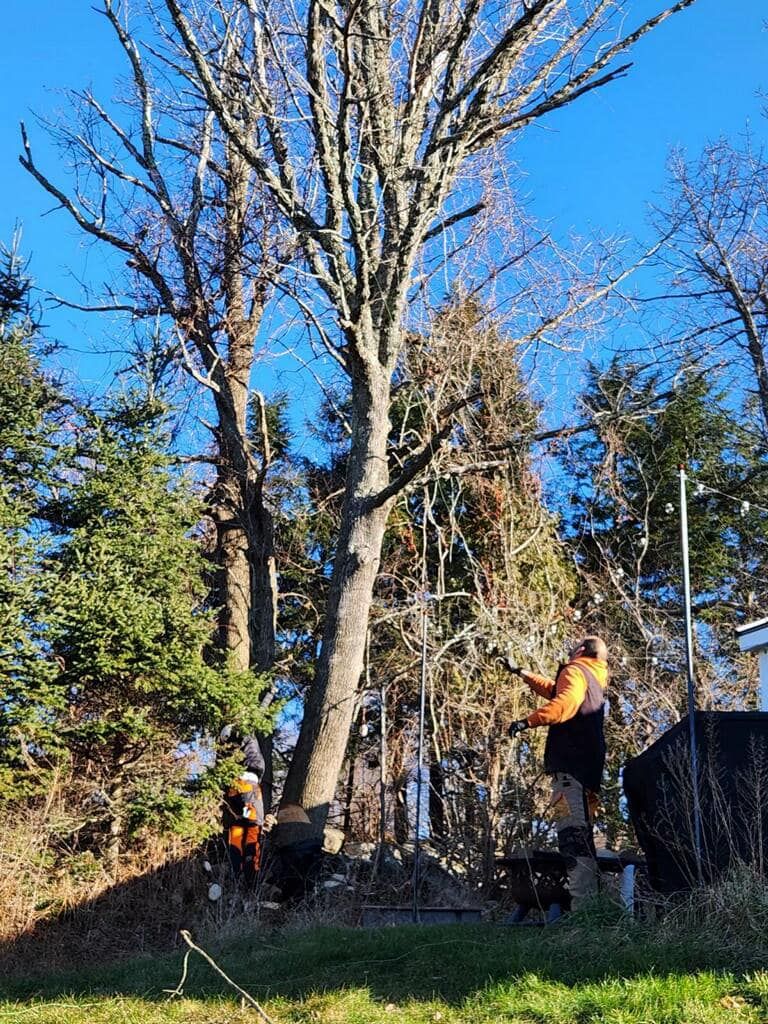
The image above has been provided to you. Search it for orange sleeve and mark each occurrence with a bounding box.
[526,665,588,728]
[521,671,556,700]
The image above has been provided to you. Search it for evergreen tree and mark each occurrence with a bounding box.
[560,356,768,840]
[0,243,64,794]
[0,252,271,862]
[38,403,270,865]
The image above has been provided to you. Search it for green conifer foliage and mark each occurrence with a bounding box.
[0,245,62,796]
[0,246,271,856]
[38,409,270,856]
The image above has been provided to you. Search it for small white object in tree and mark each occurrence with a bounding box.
[664,503,674,514]
[695,482,705,496]
[207,882,222,902]
[741,501,751,517]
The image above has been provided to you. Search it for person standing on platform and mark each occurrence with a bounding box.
[506,636,609,912]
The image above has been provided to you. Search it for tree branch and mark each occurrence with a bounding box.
[368,391,482,508]
[176,931,276,1024]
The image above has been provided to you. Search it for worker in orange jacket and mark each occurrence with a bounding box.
[220,728,273,885]
[506,636,609,911]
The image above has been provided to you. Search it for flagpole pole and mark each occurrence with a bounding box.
[679,464,703,881]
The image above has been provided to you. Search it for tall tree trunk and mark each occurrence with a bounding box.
[211,464,276,671]
[105,778,124,877]
[211,325,278,803]
[281,367,392,827]
[212,470,252,671]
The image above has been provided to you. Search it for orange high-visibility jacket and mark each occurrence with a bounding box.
[523,657,608,728]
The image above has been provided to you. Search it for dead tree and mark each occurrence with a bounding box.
[19,3,288,705]
[161,0,699,828]
[656,139,768,440]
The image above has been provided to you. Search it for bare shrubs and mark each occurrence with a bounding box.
[661,863,768,962]
[0,771,223,974]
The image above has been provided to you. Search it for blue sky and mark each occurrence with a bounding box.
[521,0,766,238]
[0,0,765,397]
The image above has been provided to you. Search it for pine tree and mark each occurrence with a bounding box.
[38,403,270,866]
[0,243,64,795]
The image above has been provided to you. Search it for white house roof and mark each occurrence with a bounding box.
[736,617,768,653]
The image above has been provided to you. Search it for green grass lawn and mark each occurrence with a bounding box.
[2,920,768,1023]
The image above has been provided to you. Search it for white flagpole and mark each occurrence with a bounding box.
[679,465,703,881]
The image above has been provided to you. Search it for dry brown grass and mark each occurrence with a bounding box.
[0,794,222,976]
[0,796,362,979]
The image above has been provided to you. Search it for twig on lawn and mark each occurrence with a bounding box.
[163,947,191,1000]
[168,929,276,1024]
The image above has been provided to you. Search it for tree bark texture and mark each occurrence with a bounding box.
[281,370,393,826]
[210,343,277,678]
[209,326,278,802]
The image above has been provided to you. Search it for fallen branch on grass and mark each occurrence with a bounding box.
[165,929,276,1024]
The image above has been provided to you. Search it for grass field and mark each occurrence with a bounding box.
[3,914,768,1023]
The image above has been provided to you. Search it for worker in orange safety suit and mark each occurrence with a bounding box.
[220,728,274,884]
[506,636,609,913]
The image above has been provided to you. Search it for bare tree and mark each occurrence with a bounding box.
[655,138,768,440]
[19,2,289,701]
[160,0,698,826]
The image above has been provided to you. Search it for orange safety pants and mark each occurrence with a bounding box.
[225,823,262,883]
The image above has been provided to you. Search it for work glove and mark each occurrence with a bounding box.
[508,718,530,738]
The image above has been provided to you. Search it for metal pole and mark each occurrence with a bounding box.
[379,678,388,850]
[679,465,703,881]
[412,595,428,924]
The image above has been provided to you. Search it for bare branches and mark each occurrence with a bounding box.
[175,931,276,1024]
[369,390,483,509]
[473,0,697,147]
[161,0,699,379]
[20,0,291,680]
[21,125,135,258]
[423,201,486,243]
[655,139,768,438]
